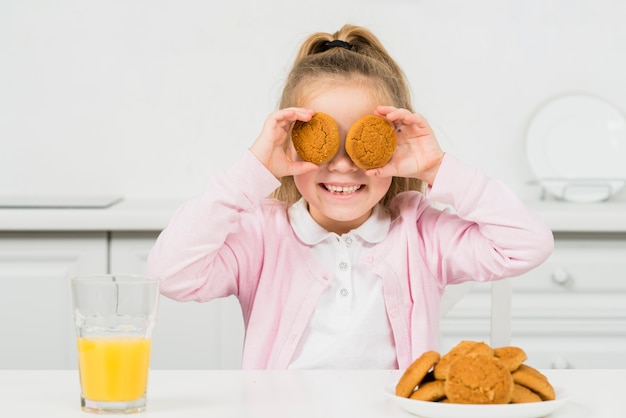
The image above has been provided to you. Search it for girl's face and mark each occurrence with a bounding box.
[293,83,393,235]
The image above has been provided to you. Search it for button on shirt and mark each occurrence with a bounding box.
[287,198,398,369]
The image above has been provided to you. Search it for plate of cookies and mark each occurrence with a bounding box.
[386,341,568,418]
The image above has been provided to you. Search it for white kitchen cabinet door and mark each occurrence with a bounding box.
[0,232,107,369]
[109,232,244,369]
[439,235,626,369]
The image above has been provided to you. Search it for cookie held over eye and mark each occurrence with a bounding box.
[345,114,396,170]
[291,112,341,164]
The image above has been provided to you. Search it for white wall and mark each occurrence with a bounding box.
[2,0,625,200]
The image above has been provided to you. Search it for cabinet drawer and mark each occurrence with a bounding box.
[512,237,626,292]
[109,232,244,369]
[511,293,626,319]
[0,232,108,369]
[510,334,626,369]
[440,318,626,369]
[442,287,626,320]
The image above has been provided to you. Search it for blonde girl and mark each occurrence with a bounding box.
[147,24,553,369]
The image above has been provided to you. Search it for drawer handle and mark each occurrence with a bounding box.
[551,267,571,286]
[551,355,572,369]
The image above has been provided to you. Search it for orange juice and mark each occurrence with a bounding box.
[77,336,151,402]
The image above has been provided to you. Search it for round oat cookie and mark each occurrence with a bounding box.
[345,114,396,170]
[511,383,543,403]
[434,340,495,380]
[444,353,514,404]
[511,364,555,401]
[395,351,440,398]
[409,379,446,402]
[291,112,341,164]
[494,346,528,372]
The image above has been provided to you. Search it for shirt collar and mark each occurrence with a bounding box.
[288,198,390,245]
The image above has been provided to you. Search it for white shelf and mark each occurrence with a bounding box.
[0,198,184,231]
[1,194,626,233]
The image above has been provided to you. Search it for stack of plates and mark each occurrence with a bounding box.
[526,93,626,202]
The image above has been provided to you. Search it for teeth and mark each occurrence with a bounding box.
[324,184,361,194]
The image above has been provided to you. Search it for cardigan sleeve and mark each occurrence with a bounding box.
[146,150,281,301]
[419,154,554,285]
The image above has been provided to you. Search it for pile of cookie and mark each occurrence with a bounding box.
[395,340,555,404]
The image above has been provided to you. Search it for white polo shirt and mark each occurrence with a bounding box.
[287,198,398,369]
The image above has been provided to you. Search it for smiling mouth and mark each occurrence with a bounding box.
[323,184,363,194]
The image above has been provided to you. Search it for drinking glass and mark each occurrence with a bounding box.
[71,275,159,413]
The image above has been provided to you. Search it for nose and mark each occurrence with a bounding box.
[327,141,358,172]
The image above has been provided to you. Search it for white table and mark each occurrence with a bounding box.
[0,369,622,417]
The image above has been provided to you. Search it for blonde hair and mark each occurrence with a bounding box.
[272,24,424,207]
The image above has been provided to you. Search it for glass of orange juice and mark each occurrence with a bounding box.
[71,275,159,414]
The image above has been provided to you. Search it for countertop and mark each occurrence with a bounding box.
[0,197,184,231]
[0,369,621,417]
[2,195,626,232]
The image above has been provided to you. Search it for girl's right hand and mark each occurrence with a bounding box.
[249,108,319,179]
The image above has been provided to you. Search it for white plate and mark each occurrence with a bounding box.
[385,386,568,418]
[526,93,626,202]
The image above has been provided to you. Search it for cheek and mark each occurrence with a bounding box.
[293,171,317,194]
[372,177,393,197]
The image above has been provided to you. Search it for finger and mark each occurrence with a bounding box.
[372,107,403,135]
[374,105,399,118]
[374,107,417,133]
[394,113,433,136]
[365,165,398,178]
[376,106,425,124]
[283,107,315,122]
[273,108,314,128]
[375,106,415,120]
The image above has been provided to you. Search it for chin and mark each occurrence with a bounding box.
[326,208,371,226]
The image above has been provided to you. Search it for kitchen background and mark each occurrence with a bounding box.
[1,0,625,371]
[2,0,626,200]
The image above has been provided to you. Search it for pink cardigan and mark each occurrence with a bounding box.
[146,151,553,369]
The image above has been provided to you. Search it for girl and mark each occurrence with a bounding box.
[146,24,553,370]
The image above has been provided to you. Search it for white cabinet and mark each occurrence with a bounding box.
[0,231,244,370]
[2,218,625,370]
[0,232,107,369]
[441,233,626,369]
[109,232,244,370]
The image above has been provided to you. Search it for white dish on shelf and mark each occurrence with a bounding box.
[536,179,625,203]
[526,93,626,202]
[385,385,568,418]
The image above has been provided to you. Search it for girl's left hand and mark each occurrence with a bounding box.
[370,106,445,185]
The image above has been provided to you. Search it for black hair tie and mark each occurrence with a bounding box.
[320,40,353,52]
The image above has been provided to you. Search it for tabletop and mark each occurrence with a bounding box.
[0,369,623,417]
